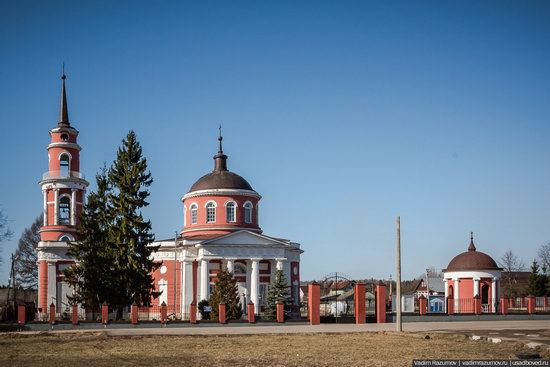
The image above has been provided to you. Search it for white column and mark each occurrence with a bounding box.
[443,279,448,313]
[275,258,285,271]
[70,189,77,226]
[473,278,480,297]
[496,278,497,312]
[47,262,57,309]
[226,258,235,274]
[200,259,209,301]
[43,189,48,226]
[53,189,59,225]
[454,278,460,313]
[181,260,193,319]
[250,258,261,314]
[246,260,252,302]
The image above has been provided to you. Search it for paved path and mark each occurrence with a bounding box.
[21,320,550,337]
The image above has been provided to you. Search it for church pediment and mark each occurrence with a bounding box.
[199,230,291,248]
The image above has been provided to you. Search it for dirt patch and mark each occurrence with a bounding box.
[0,331,545,367]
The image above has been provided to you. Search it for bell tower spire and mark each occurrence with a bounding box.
[58,63,70,127]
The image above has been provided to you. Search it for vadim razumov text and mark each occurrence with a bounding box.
[412,360,550,367]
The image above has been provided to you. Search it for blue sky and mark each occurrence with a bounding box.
[1,0,549,284]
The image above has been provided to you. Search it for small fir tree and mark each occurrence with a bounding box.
[527,260,547,297]
[209,269,242,320]
[265,269,292,320]
[14,215,42,289]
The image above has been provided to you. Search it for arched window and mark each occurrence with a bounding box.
[244,201,253,224]
[234,263,246,275]
[206,202,216,223]
[190,204,198,225]
[60,153,70,177]
[59,235,72,242]
[226,202,236,223]
[59,196,71,225]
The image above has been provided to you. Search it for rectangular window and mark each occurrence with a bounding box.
[245,207,252,224]
[191,208,197,224]
[207,207,216,222]
[226,206,235,222]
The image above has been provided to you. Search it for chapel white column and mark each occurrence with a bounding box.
[53,189,59,225]
[47,261,57,309]
[70,189,77,226]
[453,278,460,313]
[43,189,48,226]
[200,259,209,301]
[443,279,449,313]
[496,278,497,312]
[275,258,285,271]
[181,260,194,319]
[473,278,480,297]
[250,258,261,314]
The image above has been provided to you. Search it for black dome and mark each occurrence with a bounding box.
[189,170,253,192]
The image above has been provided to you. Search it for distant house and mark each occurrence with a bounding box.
[413,277,445,298]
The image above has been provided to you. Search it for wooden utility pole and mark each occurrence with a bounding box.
[396,216,402,332]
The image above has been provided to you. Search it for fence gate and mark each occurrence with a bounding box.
[319,272,356,323]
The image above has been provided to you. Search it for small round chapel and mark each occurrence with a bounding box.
[443,233,502,313]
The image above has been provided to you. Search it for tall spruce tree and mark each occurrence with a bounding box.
[14,215,42,289]
[209,269,242,320]
[108,131,158,309]
[265,269,292,320]
[65,166,115,310]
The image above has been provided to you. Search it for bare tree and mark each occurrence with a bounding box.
[537,242,550,274]
[499,250,526,297]
[0,209,14,265]
[14,215,42,289]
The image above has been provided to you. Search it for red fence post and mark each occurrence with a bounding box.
[218,303,226,324]
[17,304,26,326]
[474,296,481,315]
[71,304,79,326]
[131,303,138,325]
[544,297,549,309]
[375,283,386,323]
[355,283,366,324]
[500,297,508,315]
[49,303,56,325]
[419,296,427,316]
[447,298,454,315]
[161,302,167,325]
[509,297,514,309]
[308,283,320,325]
[247,302,256,323]
[276,302,285,323]
[527,295,536,314]
[190,302,197,324]
[101,302,109,326]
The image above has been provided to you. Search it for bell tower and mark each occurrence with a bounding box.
[37,69,89,313]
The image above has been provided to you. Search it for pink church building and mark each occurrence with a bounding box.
[36,73,302,319]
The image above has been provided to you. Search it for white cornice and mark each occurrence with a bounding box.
[182,188,261,201]
[182,226,262,234]
[47,142,82,151]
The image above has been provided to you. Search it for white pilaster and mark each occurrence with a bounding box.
[53,189,59,225]
[47,262,57,309]
[275,258,285,271]
[491,278,497,313]
[200,259,209,301]
[43,190,48,226]
[453,278,460,312]
[250,258,261,314]
[473,278,480,297]
[181,260,194,318]
[70,189,77,225]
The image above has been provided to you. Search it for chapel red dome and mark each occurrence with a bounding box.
[443,233,501,272]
